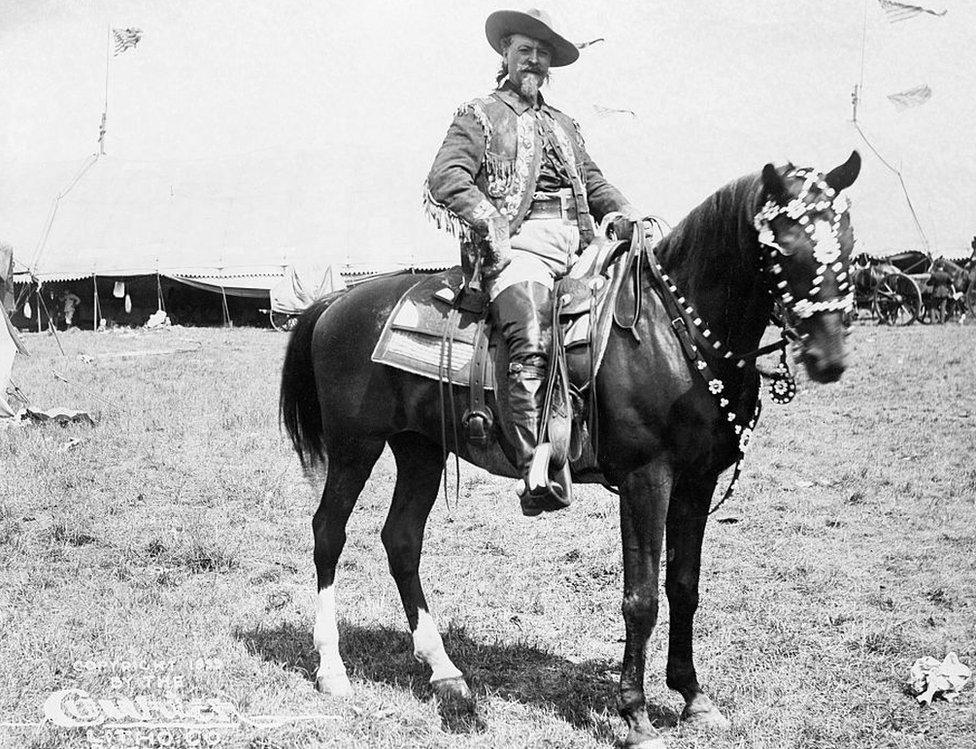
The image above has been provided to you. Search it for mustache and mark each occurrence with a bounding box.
[520,65,544,76]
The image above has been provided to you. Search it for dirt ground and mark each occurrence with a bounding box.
[0,321,973,748]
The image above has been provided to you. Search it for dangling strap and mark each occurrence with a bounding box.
[463,316,493,446]
[437,308,463,509]
[612,222,645,341]
[539,293,562,441]
[587,281,600,456]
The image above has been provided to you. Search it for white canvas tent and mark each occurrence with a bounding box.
[2,148,455,292]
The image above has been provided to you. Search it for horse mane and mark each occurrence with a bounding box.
[654,172,764,275]
[647,170,783,352]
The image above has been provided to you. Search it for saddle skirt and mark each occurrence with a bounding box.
[371,239,628,390]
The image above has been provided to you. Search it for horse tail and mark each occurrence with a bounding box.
[279,290,346,472]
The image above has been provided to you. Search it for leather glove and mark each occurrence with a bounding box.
[610,206,643,242]
[481,214,513,280]
[611,215,635,242]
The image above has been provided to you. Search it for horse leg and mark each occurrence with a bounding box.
[665,472,730,730]
[617,462,671,749]
[381,433,471,700]
[312,438,385,696]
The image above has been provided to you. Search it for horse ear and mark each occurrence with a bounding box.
[761,163,789,204]
[824,150,861,192]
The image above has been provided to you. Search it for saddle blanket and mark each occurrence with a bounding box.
[371,242,627,389]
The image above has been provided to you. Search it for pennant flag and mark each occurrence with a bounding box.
[112,27,142,56]
[888,84,932,110]
[593,104,636,118]
[576,37,605,50]
[878,0,946,22]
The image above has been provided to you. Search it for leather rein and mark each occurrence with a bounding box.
[603,218,799,513]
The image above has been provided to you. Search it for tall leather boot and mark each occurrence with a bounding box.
[491,281,568,516]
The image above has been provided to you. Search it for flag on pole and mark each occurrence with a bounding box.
[878,0,946,22]
[112,27,142,55]
[593,104,636,118]
[576,37,605,50]
[887,84,933,110]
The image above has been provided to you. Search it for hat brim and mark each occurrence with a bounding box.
[485,10,579,67]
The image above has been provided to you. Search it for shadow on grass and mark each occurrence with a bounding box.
[235,620,680,742]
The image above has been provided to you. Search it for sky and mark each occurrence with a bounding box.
[2,0,975,266]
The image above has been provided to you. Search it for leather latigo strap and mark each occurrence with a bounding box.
[463,317,493,446]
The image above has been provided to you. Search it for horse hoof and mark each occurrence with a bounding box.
[315,673,353,697]
[623,730,667,749]
[681,699,730,731]
[431,675,472,701]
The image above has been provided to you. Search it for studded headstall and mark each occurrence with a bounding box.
[753,169,855,321]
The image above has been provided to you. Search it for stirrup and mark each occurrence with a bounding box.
[519,443,572,517]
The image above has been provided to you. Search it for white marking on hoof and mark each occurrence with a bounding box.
[412,609,463,682]
[315,672,353,698]
[313,586,351,695]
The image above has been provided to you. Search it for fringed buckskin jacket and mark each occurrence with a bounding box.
[424,82,631,276]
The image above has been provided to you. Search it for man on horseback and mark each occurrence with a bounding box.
[424,7,640,515]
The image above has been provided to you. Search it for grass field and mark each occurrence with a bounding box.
[1,321,974,748]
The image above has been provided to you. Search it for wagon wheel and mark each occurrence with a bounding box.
[269,310,297,332]
[966,284,976,319]
[872,272,921,325]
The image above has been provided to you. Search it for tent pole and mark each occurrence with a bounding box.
[92,275,100,331]
[156,271,165,313]
[220,285,231,327]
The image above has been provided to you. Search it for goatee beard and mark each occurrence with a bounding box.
[518,73,541,102]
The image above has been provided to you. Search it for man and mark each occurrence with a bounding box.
[425,8,639,515]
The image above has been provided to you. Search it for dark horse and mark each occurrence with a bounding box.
[280,152,861,748]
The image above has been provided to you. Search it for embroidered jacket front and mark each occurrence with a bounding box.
[424,82,631,266]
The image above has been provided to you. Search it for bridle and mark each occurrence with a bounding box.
[633,169,855,513]
[753,168,855,321]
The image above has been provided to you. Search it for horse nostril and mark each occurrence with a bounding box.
[818,361,846,383]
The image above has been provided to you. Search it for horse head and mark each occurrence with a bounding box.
[756,151,861,383]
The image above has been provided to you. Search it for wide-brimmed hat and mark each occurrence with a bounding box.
[485,8,579,67]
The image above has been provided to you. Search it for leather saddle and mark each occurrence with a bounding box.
[373,241,626,382]
[371,238,633,480]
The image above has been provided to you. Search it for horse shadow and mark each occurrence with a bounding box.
[234,620,680,742]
